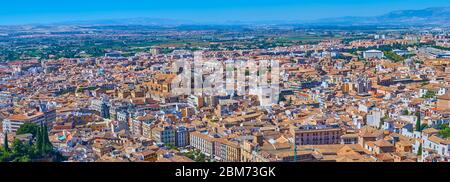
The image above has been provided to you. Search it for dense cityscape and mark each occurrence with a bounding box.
[0,8,450,163]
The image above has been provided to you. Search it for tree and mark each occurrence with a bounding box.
[3,131,9,152]
[42,124,53,153]
[11,139,33,162]
[35,122,53,155]
[16,123,39,138]
[36,124,43,155]
[438,124,450,138]
[422,91,436,99]
[183,149,207,162]
[384,51,405,62]
[402,109,410,115]
[165,144,178,151]
[12,155,31,162]
[417,143,423,156]
[12,139,28,155]
[432,46,450,51]
[0,123,62,162]
[0,149,12,162]
[415,112,421,132]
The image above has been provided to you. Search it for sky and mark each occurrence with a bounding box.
[0,0,449,25]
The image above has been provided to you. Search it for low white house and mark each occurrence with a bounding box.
[423,135,450,157]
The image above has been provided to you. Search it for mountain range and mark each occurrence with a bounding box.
[314,7,450,26]
[52,7,450,26]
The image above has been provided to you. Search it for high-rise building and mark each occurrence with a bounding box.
[175,126,190,147]
[152,124,176,146]
[91,97,110,119]
[355,76,372,96]
[131,114,155,137]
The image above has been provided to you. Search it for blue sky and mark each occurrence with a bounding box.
[0,0,449,25]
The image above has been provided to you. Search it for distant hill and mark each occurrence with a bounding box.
[314,7,450,26]
[55,17,195,26]
[42,7,450,26]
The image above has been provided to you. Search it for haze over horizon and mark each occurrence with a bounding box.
[0,0,449,25]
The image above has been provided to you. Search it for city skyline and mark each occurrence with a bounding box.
[1,0,449,25]
[1,0,450,173]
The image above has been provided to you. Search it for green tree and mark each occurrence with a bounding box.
[438,124,450,138]
[36,124,43,155]
[184,149,207,162]
[402,109,410,115]
[0,123,63,162]
[0,149,12,162]
[3,131,9,152]
[415,112,421,132]
[384,51,405,62]
[12,155,31,162]
[417,143,422,156]
[43,124,53,153]
[11,139,33,162]
[16,123,39,138]
[35,122,53,155]
[432,46,450,51]
[422,91,436,99]
[165,144,178,151]
[12,139,28,155]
